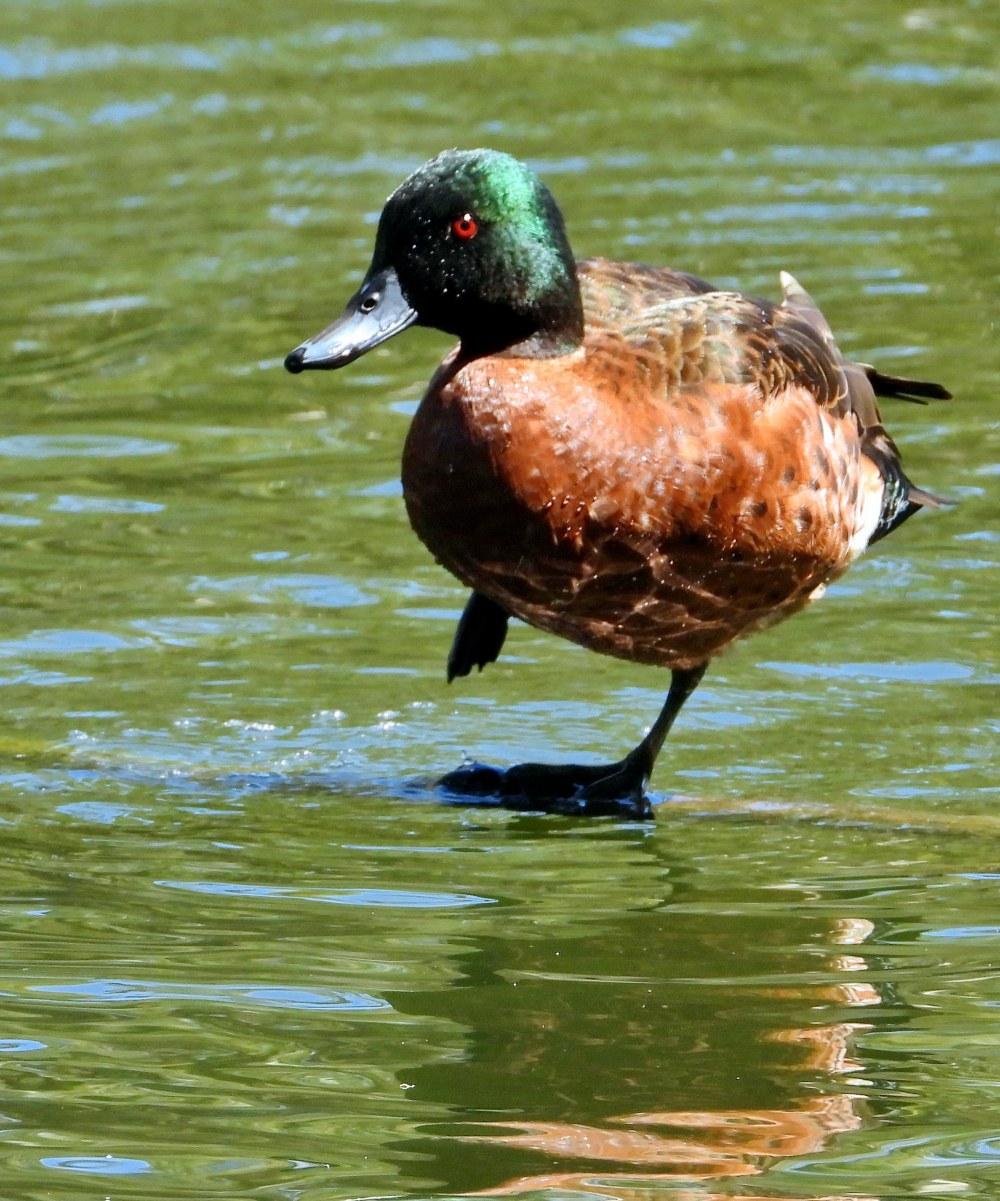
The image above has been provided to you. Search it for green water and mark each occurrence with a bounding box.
[0,0,998,1197]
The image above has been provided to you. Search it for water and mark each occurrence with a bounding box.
[0,0,998,1196]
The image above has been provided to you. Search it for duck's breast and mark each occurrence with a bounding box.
[401,340,881,667]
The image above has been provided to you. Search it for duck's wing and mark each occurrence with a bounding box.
[576,257,716,334]
[775,272,952,402]
[582,262,952,547]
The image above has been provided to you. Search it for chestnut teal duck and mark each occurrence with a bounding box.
[285,148,951,819]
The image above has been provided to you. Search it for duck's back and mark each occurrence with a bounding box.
[402,258,930,669]
[577,257,718,327]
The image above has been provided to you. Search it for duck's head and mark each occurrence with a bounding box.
[284,149,583,373]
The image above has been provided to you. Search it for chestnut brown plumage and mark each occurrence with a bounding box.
[286,149,951,818]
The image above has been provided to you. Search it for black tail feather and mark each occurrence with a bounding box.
[863,365,952,404]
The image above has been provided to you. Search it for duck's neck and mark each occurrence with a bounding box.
[459,273,585,361]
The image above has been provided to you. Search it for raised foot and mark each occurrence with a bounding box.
[436,759,653,820]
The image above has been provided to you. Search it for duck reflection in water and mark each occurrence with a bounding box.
[285,148,951,818]
[452,917,881,1200]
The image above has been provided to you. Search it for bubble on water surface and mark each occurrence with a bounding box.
[0,435,175,458]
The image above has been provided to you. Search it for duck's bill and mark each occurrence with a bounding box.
[284,268,417,373]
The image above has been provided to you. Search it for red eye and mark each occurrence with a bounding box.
[452,214,478,240]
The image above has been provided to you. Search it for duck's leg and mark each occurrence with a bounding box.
[438,663,707,819]
[447,592,509,682]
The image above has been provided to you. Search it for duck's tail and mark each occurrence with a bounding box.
[863,366,952,404]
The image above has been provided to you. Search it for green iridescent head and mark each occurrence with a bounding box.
[284,149,583,373]
[369,149,583,356]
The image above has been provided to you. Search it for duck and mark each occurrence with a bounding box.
[284,148,951,819]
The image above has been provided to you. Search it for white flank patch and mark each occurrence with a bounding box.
[849,470,884,557]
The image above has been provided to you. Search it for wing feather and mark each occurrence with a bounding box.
[576,260,952,547]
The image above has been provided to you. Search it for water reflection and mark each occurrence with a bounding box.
[454,920,882,1194]
[466,1089,861,1180]
[479,1185,873,1201]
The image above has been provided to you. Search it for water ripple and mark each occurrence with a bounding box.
[41,1156,152,1175]
[188,574,376,608]
[157,880,497,908]
[759,661,975,683]
[49,495,164,513]
[0,434,174,458]
[25,979,391,1010]
[0,630,149,657]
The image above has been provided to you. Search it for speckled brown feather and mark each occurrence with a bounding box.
[401,259,910,669]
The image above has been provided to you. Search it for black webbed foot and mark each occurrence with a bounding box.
[437,758,652,819]
[447,593,509,682]
[435,665,707,821]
